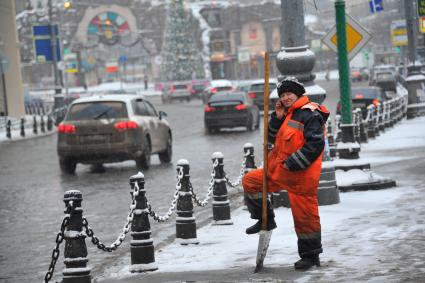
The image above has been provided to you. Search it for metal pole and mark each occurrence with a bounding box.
[335,0,352,125]
[48,0,61,95]
[281,0,305,47]
[0,61,8,116]
[405,0,417,64]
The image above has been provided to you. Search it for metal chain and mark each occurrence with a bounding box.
[191,159,217,207]
[44,216,69,282]
[225,150,249,188]
[82,181,140,252]
[146,167,182,222]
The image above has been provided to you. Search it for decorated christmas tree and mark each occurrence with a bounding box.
[160,0,205,81]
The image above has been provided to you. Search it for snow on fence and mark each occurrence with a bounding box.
[43,144,255,282]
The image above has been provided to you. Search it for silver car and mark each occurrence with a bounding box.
[57,94,172,174]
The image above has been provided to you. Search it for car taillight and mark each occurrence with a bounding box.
[235,104,247,110]
[373,99,380,106]
[114,121,138,132]
[58,123,76,134]
[210,87,217,93]
[204,105,215,112]
[171,85,175,93]
[248,92,256,99]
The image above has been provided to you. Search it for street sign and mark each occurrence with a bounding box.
[419,0,425,17]
[64,53,78,73]
[237,47,250,63]
[369,0,384,13]
[420,17,425,33]
[391,20,408,46]
[32,24,61,62]
[119,55,128,65]
[322,14,372,61]
[154,55,162,65]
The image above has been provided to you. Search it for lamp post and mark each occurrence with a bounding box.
[48,0,61,96]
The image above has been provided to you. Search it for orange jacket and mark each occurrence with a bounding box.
[267,96,329,195]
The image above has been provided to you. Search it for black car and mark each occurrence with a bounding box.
[247,79,277,111]
[336,86,390,118]
[204,92,260,134]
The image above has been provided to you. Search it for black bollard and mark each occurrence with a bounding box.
[211,152,233,225]
[337,124,360,159]
[62,190,91,283]
[243,143,256,209]
[6,120,11,139]
[20,118,25,137]
[129,172,158,272]
[33,116,38,134]
[327,122,337,158]
[40,115,46,133]
[47,115,53,131]
[175,159,199,245]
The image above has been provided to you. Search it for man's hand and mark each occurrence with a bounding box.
[275,100,286,119]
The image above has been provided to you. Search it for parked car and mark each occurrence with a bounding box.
[375,71,397,92]
[202,79,234,103]
[350,68,363,82]
[57,94,172,174]
[247,79,277,111]
[161,82,191,103]
[336,86,390,118]
[204,91,260,134]
[189,81,208,99]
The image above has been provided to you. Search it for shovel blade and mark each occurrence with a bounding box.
[254,230,273,273]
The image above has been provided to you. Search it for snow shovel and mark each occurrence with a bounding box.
[254,52,272,273]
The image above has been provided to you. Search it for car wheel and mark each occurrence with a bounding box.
[59,157,76,174]
[158,134,172,163]
[136,136,151,170]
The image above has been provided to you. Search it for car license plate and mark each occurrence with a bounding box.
[80,134,109,144]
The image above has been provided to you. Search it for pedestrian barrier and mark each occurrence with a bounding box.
[1,115,54,140]
[43,146,251,282]
[329,87,407,191]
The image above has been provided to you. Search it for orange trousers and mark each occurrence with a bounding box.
[242,168,321,237]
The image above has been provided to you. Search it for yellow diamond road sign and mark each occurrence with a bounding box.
[322,14,372,61]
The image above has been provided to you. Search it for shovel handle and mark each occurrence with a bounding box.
[261,53,270,230]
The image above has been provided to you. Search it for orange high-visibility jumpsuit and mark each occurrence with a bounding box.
[243,95,329,257]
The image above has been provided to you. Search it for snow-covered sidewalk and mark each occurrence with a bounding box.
[100,117,425,282]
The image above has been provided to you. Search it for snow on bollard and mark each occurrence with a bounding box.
[211,152,233,225]
[243,143,256,172]
[62,190,91,283]
[175,159,199,245]
[129,172,158,272]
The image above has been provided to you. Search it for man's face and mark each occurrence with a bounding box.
[279,92,299,109]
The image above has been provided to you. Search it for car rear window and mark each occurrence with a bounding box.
[249,83,277,92]
[351,88,382,100]
[173,84,188,90]
[216,86,233,91]
[209,93,245,104]
[66,101,128,121]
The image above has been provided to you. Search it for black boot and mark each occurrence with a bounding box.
[294,255,320,270]
[245,218,277,234]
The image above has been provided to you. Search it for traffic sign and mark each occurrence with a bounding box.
[391,20,407,46]
[420,17,425,33]
[32,24,61,62]
[369,0,384,13]
[322,14,372,61]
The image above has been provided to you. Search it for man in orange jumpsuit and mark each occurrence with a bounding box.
[242,77,329,270]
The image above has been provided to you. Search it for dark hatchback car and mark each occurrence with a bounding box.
[57,95,172,174]
[336,86,390,118]
[247,79,277,111]
[204,92,260,134]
